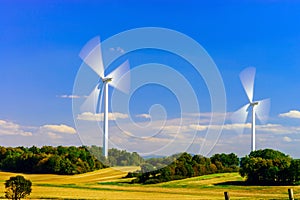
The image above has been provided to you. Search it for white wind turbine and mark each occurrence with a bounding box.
[232,67,270,152]
[79,37,130,158]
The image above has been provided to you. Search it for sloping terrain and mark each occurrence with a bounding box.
[0,169,299,199]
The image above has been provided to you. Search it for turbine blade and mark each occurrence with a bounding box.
[107,60,130,94]
[231,103,250,135]
[255,98,270,124]
[80,82,102,113]
[240,67,256,102]
[231,103,250,124]
[79,36,104,77]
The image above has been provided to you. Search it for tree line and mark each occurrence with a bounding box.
[88,146,144,166]
[240,149,300,185]
[127,152,239,184]
[0,146,144,175]
[128,149,300,185]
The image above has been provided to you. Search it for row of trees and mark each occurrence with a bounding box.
[127,152,239,184]
[240,149,300,185]
[0,146,144,175]
[129,149,300,185]
[0,146,105,174]
[88,146,144,166]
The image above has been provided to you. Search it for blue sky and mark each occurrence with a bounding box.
[1,1,300,158]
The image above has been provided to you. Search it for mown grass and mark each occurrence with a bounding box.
[0,168,299,199]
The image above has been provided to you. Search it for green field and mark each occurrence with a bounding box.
[0,167,299,199]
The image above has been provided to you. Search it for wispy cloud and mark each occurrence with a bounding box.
[257,123,300,134]
[283,136,292,142]
[57,95,85,99]
[279,110,300,119]
[41,124,76,134]
[189,124,208,131]
[0,119,81,146]
[47,132,63,139]
[77,112,129,121]
[0,120,32,136]
[136,114,151,119]
[109,47,125,54]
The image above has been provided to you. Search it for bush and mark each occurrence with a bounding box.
[5,175,32,200]
[144,179,161,184]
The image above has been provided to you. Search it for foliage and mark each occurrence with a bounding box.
[128,152,239,184]
[87,146,144,166]
[0,146,104,175]
[5,175,32,200]
[0,146,144,175]
[240,149,300,185]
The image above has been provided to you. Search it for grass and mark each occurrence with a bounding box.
[0,168,299,199]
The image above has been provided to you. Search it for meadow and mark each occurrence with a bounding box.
[0,167,299,199]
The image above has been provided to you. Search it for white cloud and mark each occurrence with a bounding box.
[183,112,228,124]
[47,132,63,139]
[58,95,85,99]
[279,110,300,119]
[77,112,128,121]
[0,120,32,136]
[214,123,251,130]
[136,114,151,119]
[41,124,76,134]
[283,136,292,142]
[109,47,125,54]
[163,125,186,133]
[257,123,300,134]
[189,124,208,131]
[0,119,82,146]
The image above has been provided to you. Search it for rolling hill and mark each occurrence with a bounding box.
[1,167,299,199]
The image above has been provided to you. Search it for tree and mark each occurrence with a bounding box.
[240,149,293,185]
[5,175,32,200]
[211,153,239,168]
[289,159,300,184]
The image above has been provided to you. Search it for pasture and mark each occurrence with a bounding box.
[0,167,299,199]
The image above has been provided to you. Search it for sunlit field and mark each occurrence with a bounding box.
[0,167,299,199]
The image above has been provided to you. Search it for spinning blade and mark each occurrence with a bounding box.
[231,103,250,125]
[107,60,130,94]
[81,82,103,113]
[255,98,270,124]
[79,36,105,77]
[240,67,256,103]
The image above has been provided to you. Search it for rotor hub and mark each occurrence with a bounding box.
[102,77,112,83]
[250,102,259,106]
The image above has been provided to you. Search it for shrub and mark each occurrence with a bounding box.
[5,175,32,200]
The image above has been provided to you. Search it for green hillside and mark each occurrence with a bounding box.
[1,169,299,199]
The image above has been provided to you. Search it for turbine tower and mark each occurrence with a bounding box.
[250,102,258,151]
[79,37,130,158]
[232,67,270,152]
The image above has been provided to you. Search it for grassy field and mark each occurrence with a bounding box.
[0,167,299,199]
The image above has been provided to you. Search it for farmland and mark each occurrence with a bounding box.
[0,167,299,199]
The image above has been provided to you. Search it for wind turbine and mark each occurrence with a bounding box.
[79,37,130,158]
[231,67,270,152]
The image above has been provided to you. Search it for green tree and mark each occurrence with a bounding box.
[289,159,300,184]
[240,149,292,185]
[211,153,239,168]
[5,175,32,200]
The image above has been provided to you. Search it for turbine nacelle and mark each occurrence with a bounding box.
[250,102,259,107]
[102,77,112,83]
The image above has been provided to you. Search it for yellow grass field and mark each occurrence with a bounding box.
[0,167,299,199]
